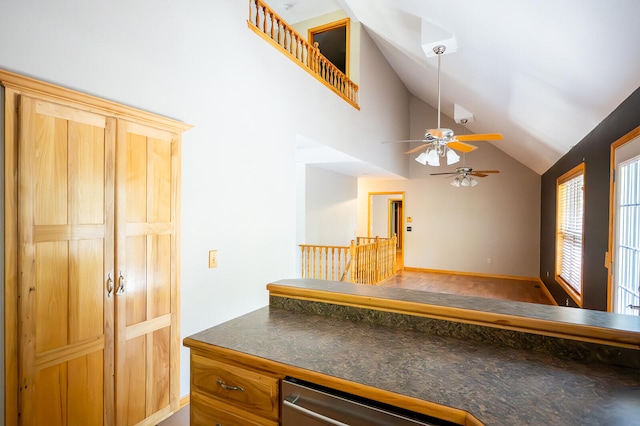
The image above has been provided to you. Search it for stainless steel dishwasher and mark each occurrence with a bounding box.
[282,378,456,426]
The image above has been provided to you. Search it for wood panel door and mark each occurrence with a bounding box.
[115,120,180,425]
[17,96,116,425]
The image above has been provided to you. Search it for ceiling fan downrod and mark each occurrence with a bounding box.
[433,45,446,130]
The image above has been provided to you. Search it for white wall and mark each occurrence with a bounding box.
[303,165,358,246]
[0,0,410,398]
[358,96,541,278]
[371,194,396,237]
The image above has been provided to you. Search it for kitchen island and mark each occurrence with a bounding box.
[184,279,640,425]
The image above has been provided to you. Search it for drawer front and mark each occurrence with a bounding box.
[191,391,278,426]
[191,353,279,419]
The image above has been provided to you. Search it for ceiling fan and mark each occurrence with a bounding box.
[386,45,503,166]
[430,166,500,187]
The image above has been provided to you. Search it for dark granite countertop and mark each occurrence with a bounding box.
[268,279,640,339]
[185,305,640,426]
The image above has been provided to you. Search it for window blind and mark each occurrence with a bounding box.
[557,169,584,295]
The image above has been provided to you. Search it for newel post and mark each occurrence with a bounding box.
[349,240,356,283]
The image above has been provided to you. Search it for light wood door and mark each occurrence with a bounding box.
[18,96,116,425]
[115,120,180,425]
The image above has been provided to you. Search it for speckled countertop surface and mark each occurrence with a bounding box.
[269,279,640,336]
[185,305,640,426]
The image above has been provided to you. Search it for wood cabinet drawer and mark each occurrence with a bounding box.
[191,390,278,426]
[191,353,279,419]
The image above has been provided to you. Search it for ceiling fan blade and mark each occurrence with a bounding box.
[472,170,500,174]
[429,172,457,176]
[446,141,478,153]
[456,133,503,141]
[405,143,429,154]
[471,173,489,178]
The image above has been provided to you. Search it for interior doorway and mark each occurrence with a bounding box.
[390,199,403,250]
[308,18,350,76]
[609,127,640,315]
[368,192,404,270]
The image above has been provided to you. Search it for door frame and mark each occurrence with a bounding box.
[367,191,405,268]
[607,125,640,312]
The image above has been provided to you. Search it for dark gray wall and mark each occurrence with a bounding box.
[540,87,640,310]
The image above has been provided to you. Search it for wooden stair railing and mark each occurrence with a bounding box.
[300,244,351,282]
[353,236,398,283]
[300,236,397,285]
[247,0,360,109]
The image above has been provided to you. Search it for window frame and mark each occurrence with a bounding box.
[308,18,350,77]
[555,162,586,306]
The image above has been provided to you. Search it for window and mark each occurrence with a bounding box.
[556,163,585,305]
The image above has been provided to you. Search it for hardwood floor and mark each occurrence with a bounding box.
[381,268,555,305]
[157,406,189,426]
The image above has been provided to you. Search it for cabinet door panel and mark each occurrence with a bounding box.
[18,96,115,425]
[35,363,67,426]
[35,352,103,425]
[116,120,180,424]
[67,350,104,425]
[70,239,106,342]
[126,132,148,223]
[149,234,172,318]
[123,335,147,424]
[148,137,172,222]
[35,241,69,352]
[71,120,105,224]
[34,114,68,225]
[126,234,148,326]
[150,327,171,412]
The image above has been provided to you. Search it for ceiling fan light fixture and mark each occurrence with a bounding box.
[462,176,477,187]
[446,148,460,165]
[451,174,478,188]
[415,151,428,165]
[426,148,440,166]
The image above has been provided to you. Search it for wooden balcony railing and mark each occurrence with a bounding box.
[247,0,360,109]
[300,236,397,285]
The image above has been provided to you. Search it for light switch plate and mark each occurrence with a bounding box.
[208,250,218,268]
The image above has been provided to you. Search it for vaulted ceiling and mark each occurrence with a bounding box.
[277,0,640,174]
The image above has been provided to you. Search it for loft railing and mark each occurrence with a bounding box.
[247,0,359,109]
[300,235,397,285]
